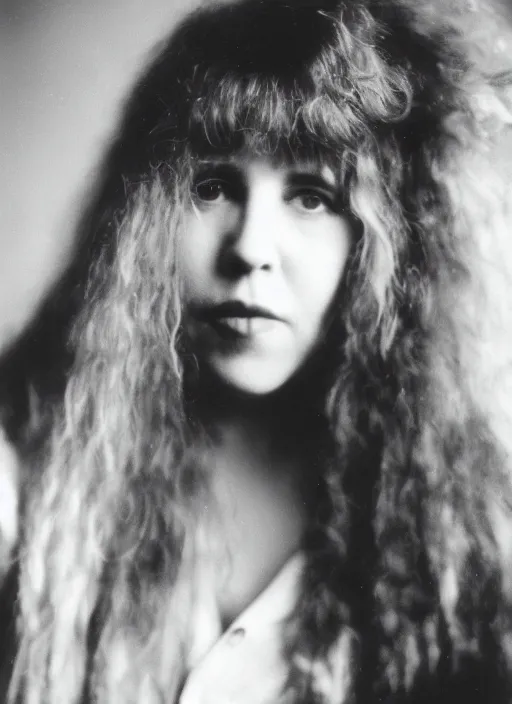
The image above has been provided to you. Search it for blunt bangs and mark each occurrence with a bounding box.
[177,0,351,163]
[120,0,414,183]
[149,0,381,169]
[186,70,350,165]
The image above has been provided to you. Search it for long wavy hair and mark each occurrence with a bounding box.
[4,0,512,702]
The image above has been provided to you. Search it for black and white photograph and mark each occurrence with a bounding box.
[2,1,512,702]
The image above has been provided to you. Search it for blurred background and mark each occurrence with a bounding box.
[0,0,196,350]
[0,0,512,354]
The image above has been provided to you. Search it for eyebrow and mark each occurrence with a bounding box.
[193,161,244,180]
[286,171,337,191]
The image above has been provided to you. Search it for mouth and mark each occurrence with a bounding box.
[195,301,284,339]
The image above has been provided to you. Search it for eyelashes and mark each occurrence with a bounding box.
[192,166,243,205]
[193,178,230,203]
[285,189,335,214]
[190,164,344,215]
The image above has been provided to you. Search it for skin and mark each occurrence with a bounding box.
[178,155,355,624]
[180,155,353,396]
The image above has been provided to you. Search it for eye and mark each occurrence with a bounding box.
[193,178,228,203]
[290,189,333,214]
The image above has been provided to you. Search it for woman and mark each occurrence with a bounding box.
[2,0,512,701]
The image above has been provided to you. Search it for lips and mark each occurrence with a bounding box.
[195,300,284,338]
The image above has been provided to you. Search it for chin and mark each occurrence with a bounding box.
[209,357,299,396]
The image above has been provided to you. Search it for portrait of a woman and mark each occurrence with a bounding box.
[1,0,512,702]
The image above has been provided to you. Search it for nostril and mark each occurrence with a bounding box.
[218,250,254,279]
[217,244,272,279]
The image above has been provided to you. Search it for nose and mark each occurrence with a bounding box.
[218,184,280,279]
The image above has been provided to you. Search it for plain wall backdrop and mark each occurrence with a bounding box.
[0,0,195,349]
[1,0,512,353]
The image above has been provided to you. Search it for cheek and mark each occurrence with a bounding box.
[178,214,216,298]
[291,220,352,327]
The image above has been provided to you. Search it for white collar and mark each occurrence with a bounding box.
[186,552,305,670]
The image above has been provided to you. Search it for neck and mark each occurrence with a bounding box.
[189,360,328,447]
[182,358,334,523]
[189,371,321,627]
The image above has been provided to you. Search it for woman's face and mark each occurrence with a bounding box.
[180,156,353,395]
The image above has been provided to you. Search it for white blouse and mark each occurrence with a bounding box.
[179,553,351,704]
